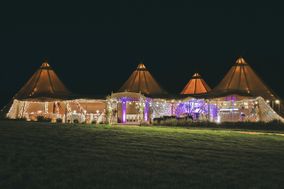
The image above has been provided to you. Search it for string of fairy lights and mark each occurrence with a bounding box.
[6,95,284,123]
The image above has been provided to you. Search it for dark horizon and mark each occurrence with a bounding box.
[1,2,284,107]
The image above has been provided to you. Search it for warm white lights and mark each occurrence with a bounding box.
[216,115,221,124]
[220,108,239,111]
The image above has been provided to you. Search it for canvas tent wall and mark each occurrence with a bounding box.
[7,99,68,121]
[65,99,107,124]
[7,98,107,123]
[181,73,211,95]
[119,63,167,96]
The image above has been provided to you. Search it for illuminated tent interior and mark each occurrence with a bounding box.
[211,57,277,100]
[66,99,107,124]
[107,92,177,124]
[181,73,211,95]
[118,63,167,96]
[209,96,284,123]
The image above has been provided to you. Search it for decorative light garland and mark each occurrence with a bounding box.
[5,95,284,124]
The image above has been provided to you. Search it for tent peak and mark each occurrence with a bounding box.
[41,63,50,68]
[41,58,50,68]
[137,63,146,70]
[192,73,201,78]
[235,57,247,65]
[119,62,166,95]
[181,73,211,95]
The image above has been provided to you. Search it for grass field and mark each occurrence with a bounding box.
[0,121,284,188]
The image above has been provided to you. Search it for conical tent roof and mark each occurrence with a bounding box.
[211,57,277,100]
[14,58,71,100]
[118,63,166,95]
[181,73,211,95]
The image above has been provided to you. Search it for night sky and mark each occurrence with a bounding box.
[1,2,284,107]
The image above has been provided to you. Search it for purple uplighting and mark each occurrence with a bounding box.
[225,95,237,101]
[121,100,126,123]
[144,99,150,121]
[175,99,207,117]
[209,104,218,120]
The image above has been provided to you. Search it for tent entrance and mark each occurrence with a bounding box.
[117,101,142,123]
[107,92,149,124]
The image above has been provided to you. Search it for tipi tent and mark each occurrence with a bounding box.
[119,63,166,95]
[14,58,71,100]
[181,73,211,95]
[211,57,277,100]
[5,58,72,120]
